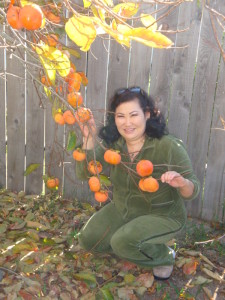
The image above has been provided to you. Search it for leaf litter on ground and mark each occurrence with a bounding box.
[0,188,224,299]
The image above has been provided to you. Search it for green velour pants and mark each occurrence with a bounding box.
[78,203,182,267]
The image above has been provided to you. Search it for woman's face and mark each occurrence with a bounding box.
[115,98,150,143]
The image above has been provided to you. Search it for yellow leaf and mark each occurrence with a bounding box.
[141,14,157,31]
[113,2,139,18]
[48,47,71,77]
[65,15,96,52]
[91,6,106,22]
[122,27,173,48]
[39,56,56,85]
[94,18,130,47]
[83,0,91,8]
[102,0,114,7]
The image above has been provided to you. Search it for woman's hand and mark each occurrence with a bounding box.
[77,111,97,150]
[161,171,194,198]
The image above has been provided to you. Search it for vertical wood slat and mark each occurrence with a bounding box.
[44,103,64,194]
[63,51,87,199]
[6,48,25,192]
[128,3,155,91]
[106,41,130,101]
[186,2,222,218]
[0,28,6,188]
[167,1,202,144]
[201,2,225,221]
[149,5,179,118]
[25,68,44,195]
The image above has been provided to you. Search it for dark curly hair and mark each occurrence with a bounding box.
[99,87,167,145]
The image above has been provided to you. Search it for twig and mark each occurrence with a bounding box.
[194,233,225,245]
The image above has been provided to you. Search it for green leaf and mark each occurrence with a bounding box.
[100,175,111,186]
[100,288,114,300]
[74,272,97,288]
[67,131,77,151]
[24,164,40,176]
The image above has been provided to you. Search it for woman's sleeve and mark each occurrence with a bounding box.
[168,137,201,201]
[75,141,108,180]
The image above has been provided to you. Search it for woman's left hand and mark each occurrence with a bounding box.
[161,171,187,188]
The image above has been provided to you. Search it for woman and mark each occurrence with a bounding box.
[76,87,200,280]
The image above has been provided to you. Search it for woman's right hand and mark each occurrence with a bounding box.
[77,111,96,149]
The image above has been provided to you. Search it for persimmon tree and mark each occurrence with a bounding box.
[0,0,193,198]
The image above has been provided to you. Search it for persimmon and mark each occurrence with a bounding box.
[104,149,121,165]
[65,68,75,83]
[67,92,83,108]
[94,190,108,202]
[7,6,23,30]
[136,160,153,177]
[88,160,103,175]
[63,110,76,125]
[88,176,101,192]
[46,178,59,189]
[54,112,65,125]
[41,75,51,87]
[138,178,146,191]
[143,176,159,193]
[76,107,91,123]
[19,4,43,31]
[68,72,82,92]
[72,148,86,161]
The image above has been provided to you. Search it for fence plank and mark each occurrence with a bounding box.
[44,102,64,194]
[167,1,202,144]
[0,30,6,188]
[128,3,155,91]
[106,41,130,101]
[201,2,225,221]
[25,68,44,195]
[63,50,87,199]
[6,49,25,192]
[149,5,179,117]
[186,3,222,218]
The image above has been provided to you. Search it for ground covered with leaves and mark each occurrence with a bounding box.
[0,189,224,300]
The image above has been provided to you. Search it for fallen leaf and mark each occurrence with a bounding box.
[136,273,154,288]
[117,286,135,300]
[183,260,198,275]
[199,253,218,269]
[201,267,225,282]
[183,250,201,257]
[176,257,193,268]
[191,275,212,285]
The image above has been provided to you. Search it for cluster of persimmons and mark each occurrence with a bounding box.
[73,148,159,203]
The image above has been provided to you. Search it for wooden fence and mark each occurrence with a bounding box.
[0,1,224,223]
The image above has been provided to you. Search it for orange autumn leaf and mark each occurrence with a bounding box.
[183,260,198,275]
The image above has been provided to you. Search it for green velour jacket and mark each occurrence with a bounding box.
[76,134,200,226]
